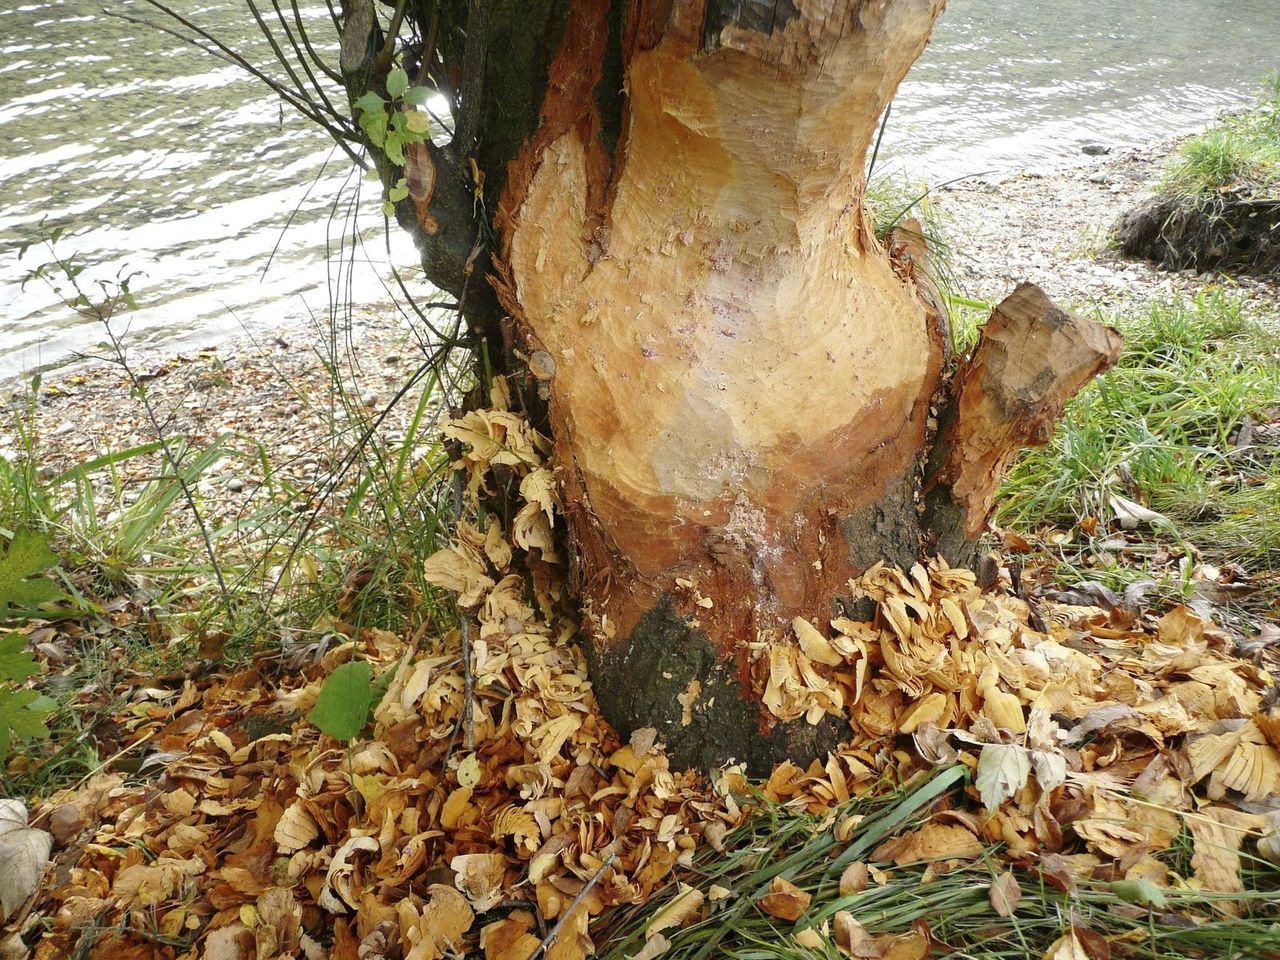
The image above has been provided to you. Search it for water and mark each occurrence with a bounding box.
[885,0,1280,178]
[0,0,412,380]
[1,0,1278,380]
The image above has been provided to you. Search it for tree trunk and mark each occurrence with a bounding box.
[338,0,1122,773]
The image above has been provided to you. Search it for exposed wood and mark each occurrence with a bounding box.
[926,282,1123,543]
[494,0,952,767]
[333,0,1124,771]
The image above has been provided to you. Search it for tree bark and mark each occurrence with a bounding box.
[337,0,1122,773]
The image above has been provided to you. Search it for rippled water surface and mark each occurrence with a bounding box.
[886,0,1280,178]
[1,0,1278,378]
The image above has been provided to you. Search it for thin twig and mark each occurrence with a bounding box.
[32,248,235,621]
[529,854,618,960]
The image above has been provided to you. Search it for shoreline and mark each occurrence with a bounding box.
[6,133,1279,516]
[936,136,1280,317]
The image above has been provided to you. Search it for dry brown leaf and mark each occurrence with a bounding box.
[871,822,983,866]
[406,884,475,960]
[839,861,869,896]
[1187,721,1280,801]
[757,876,811,922]
[480,915,541,960]
[111,857,204,909]
[452,853,508,911]
[1188,806,1267,915]
[833,911,869,957]
[273,800,319,853]
[255,887,302,960]
[988,871,1022,917]
[1041,931,1091,960]
[879,930,930,960]
[630,932,672,960]
[647,883,704,938]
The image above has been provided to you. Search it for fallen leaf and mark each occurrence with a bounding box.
[988,871,1021,917]
[0,800,51,920]
[976,743,1031,811]
[757,876,811,921]
[647,883,704,938]
[839,861,869,896]
[871,822,983,866]
[1188,806,1266,915]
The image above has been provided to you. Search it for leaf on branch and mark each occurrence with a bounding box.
[404,86,432,108]
[352,91,385,115]
[386,67,409,99]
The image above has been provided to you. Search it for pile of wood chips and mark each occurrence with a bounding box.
[16,396,1280,960]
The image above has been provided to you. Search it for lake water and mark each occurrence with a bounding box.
[1,0,1277,380]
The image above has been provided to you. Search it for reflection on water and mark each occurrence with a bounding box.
[0,0,412,380]
[1,0,1277,379]
[886,0,1280,178]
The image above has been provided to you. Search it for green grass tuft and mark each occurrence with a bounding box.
[1161,73,1280,199]
[999,291,1280,534]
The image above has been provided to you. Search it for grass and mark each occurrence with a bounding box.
[0,339,466,791]
[865,171,989,356]
[997,290,1280,588]
[1161,72,1280,199]
[594,767,1280,960]
[0,240,467,797]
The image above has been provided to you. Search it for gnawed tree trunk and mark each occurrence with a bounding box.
[333,0,1122,772]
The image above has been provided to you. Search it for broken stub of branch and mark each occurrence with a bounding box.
[926,282,1123,552]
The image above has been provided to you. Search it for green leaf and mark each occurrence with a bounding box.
[0,687,53,757]
[404,86,432,108]
[382,200,395,218]
[1109,878,1169,910]
[386,67,409,99]
[352,91,385,116]
[0,531,64,614]
[0,635,38,684]
[405,111,431,136]
[388,183,409,203]
[308,660,374,742]
[359,109,389,149]
[383,130,406,166]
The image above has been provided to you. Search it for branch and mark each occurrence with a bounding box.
[923,283,1123,554]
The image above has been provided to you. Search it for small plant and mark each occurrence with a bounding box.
[0,531,63,759]
[18,232,234,620]
[352,66,434,216]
